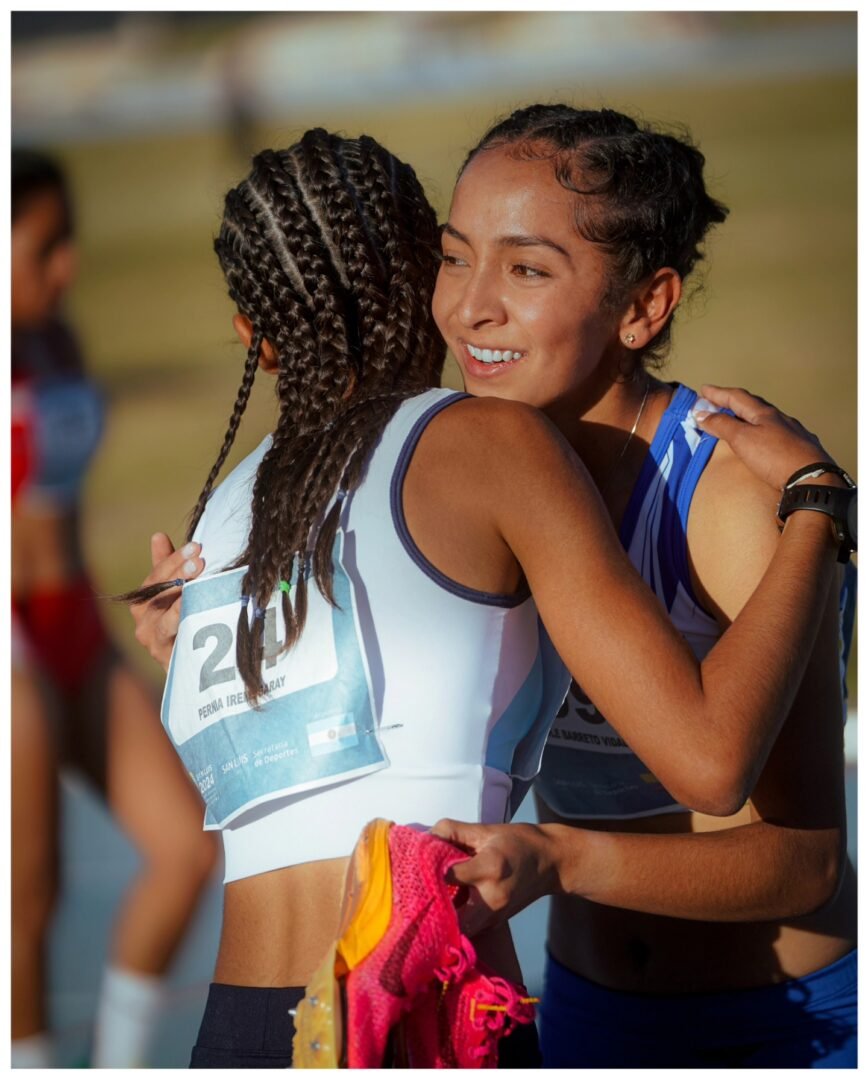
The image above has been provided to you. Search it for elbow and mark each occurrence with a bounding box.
[686,790,749,819]
[666,756,752,818]
[798,829,847,916]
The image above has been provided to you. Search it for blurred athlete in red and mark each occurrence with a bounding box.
[11,150,217,1068]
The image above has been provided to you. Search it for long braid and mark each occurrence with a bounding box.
[350,139,423,385]
[291,391,416,602]
[231,142,359,654]
[117,131,445,702]
[295,133,390,374]
[227,137,442,699]
[186,329,263,540]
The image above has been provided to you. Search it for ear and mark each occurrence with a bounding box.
[232,313,279,374]
[618,268,682,351]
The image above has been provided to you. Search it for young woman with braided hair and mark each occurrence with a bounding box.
[125,125,850,1068]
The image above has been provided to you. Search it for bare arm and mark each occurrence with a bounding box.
[434,580,845,930]
[456,391,843,814]
[434,438,848,930]
[435,814,840,933]
[131,387,846,814]
[552,544,846,923]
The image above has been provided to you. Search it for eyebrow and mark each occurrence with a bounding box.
[441,222,572,262]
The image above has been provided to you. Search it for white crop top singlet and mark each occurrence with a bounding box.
[161,389,570,881]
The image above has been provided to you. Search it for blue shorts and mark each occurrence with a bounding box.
[540,949,857,1068]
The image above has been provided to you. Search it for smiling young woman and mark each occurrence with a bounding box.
[435,149,626,411]
[431,104,856,1069]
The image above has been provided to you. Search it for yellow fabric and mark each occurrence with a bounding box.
[336,818,393,973]
[293,818,395,1069]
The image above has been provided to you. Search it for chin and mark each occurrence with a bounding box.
[468,379,523,402]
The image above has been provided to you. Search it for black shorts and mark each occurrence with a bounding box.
[190,982,541,1068]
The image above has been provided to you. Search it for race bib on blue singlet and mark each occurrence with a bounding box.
[161,543,386,828]
[537,679,681,819]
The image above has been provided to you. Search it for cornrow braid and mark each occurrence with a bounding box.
[117,133,444,700]
[251,148,356,408]
[293,134,390,377]
[343,137,441,388]
[229,176,344,435]
[216,131,444,701]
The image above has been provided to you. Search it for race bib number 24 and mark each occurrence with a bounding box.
[161,557,386,828]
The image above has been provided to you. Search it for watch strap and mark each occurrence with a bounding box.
[777,483,857,564]
[783,462,855,490]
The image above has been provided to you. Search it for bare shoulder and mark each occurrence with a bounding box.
[693,438,779,526]
[400,397,577,596]
[409,395,599,545]
[416,396,580,490]
[688,438,782,621]
[424,395,561,451]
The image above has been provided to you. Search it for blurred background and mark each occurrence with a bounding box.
[12,9,857,1066]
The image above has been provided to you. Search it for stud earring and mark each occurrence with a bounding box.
[623,333,636,346]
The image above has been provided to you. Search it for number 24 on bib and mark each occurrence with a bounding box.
[161,560,387,828]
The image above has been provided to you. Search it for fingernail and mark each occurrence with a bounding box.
[694,410,709,422]
[183,560,197,575]
[182,542,198,557]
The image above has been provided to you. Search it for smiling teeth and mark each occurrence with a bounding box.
[467,345,523,364]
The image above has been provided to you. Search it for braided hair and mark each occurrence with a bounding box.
[120,130,444,701]
[463,105,729,371]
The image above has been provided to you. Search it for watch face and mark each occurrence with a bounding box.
[847,491,857,547]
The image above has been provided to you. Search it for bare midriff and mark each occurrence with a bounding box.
[540,800,857,994]
[215,857,523,989]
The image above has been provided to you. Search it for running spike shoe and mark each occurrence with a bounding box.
[293,817,394,1068]
[341,820,470,1068]
[399,936,538,1068]
[292,818,536,1069]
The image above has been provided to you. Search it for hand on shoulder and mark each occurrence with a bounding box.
[695,385,839,491]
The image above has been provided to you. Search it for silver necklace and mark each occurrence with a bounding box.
[617,381,650,462]
[605,380,650,488]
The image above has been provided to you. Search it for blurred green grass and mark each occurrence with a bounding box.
[52,72,855,692]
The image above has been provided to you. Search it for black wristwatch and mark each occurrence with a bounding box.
[777,464,857,564]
